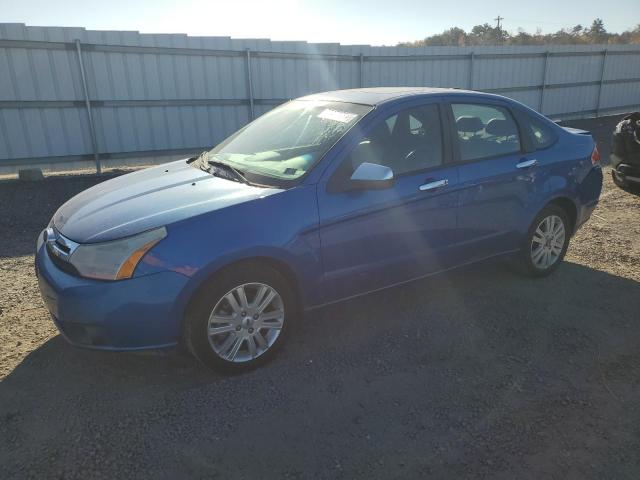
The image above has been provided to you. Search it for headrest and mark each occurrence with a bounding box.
[456,116,483,133]
[485,118,516,136]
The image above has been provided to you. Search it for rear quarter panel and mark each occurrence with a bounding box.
[523,127,600,234]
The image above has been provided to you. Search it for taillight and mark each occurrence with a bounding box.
[591,144,600,165]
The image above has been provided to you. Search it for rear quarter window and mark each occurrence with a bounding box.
[526,116,557,149]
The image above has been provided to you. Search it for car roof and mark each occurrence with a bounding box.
[297,87,498,106]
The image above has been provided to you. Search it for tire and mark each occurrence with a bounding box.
[515,205,571,277]
[185,263,295,373]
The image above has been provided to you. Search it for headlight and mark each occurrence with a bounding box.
[69,227,167,280]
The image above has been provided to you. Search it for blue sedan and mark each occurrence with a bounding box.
[36,87,603,371]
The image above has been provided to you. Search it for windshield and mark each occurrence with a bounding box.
[197,100,372,186]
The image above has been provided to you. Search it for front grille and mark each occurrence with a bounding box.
[47,246,80,276]
[54,239,71,255]
[45,229,81,277]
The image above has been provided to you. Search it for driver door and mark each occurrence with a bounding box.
[317,101,460,303]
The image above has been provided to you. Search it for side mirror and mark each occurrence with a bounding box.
[350,162,394,190]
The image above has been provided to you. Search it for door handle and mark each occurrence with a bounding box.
[419,179,448,191]
[516,159,538,169]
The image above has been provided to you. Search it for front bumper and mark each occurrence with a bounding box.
[35,242,189,351]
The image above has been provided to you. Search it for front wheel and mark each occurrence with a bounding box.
[185,264,294,373]
[516,205,570,277]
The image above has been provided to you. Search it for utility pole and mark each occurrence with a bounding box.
[494,15,504,44]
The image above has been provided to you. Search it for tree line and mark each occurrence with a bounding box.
[398,19,640,47]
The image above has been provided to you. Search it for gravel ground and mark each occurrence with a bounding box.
[1,115,639,479]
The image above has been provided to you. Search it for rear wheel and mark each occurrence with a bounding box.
[516,205,570,277]
[185,264,294,373]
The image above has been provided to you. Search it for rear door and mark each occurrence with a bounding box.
[446,100,538,261]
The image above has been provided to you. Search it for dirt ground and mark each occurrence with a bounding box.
[1,115,639,479]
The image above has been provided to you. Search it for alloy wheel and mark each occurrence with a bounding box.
[207,282,285,363]
[530,214,566,270]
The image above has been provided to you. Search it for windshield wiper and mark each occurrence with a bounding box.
[207,159,250,185]
[195,151,249,185]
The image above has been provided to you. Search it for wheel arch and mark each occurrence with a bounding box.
[546,196,578,234]
[180,255,303,338]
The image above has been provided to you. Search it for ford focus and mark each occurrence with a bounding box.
[35,88,603,372]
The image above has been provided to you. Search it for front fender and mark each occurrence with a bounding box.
[173,245,312,318]
[134,184,323,316]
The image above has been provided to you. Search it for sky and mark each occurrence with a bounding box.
[1,0,638,46]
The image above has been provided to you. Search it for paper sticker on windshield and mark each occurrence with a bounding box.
[317,109,357,123]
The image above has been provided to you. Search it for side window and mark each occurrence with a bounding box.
[347,104,443,176]
[452,103,521,161]
[527,116,556,149]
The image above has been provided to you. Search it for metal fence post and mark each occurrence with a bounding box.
[245,48,255,121]
[539,51,550,114]
[468,52,474,89]
[74,39,101,174]
[359,53,364,87]
[595,49,608,117]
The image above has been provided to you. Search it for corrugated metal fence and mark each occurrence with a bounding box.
[1,23,640,172]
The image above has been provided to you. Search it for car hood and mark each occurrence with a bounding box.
[53,159,282,243]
